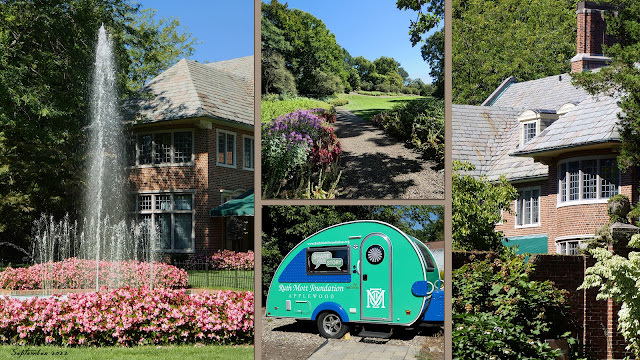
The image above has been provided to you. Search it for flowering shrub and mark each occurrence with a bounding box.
[0,258,188,290]
[309,126,341,169]
[186,250,254,270]
[262,109,342,198]
[0,287,253,346]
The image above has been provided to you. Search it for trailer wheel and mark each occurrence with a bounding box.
[317,312,348,339]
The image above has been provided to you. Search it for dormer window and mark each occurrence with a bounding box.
[523,122,537,144]
[518,109,561,147]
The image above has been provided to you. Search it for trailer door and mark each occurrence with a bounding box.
[360,232,392,321]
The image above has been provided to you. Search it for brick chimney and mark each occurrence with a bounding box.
[570,1,616,73]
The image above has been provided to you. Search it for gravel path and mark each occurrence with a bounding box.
[261,312,443,360]
[333,109,444,199]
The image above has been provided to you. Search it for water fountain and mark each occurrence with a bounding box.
[25,25,161,294]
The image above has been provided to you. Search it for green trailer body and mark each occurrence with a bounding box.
[266,221,442,338]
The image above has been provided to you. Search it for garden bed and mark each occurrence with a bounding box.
[0,287,254,346]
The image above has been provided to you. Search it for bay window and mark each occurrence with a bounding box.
[558,158,619,205]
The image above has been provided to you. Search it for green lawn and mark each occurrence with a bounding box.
[337,93,426,121]
[187,270,253,291]
[261,97,332,123]
[0,345,253,360]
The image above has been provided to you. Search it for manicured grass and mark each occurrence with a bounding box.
[187,270,254,291]
[261,97,332,123]
[0,345,253,360]
[337,93,426,121]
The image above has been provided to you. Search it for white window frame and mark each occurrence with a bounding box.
[522,121,537,144]
[216,129,237,168]
[242,135,255,171]
[515,186,541,228]
[134,191,195,253]
[131,129,194,167]
[555,235,593,255]
[557,156,620,207]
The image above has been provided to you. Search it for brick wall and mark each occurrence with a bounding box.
[128,121,254,256]
[499,150,636,254]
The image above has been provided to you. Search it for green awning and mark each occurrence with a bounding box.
[209,189,254,217]
[502,234,548,254]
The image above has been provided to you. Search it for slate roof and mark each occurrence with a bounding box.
[205,56,253,79]
[452,105,547,181]
[126,56,254,127]
[491,74,590,109]
[453,73,621,181]
[514,95,621,155]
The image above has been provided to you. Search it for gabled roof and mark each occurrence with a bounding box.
[513,95,621,156]
[126,56,254,127]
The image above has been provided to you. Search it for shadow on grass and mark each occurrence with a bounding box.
[349,108,385,122]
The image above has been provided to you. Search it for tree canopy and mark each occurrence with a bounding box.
[399,0,577,104]
[262,0,433,97]
[397,0,444,98]
[0,0,196,262]
[452,161,518,251]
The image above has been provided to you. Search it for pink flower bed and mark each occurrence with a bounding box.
[0,258,188,290]
[0,287,253,346]
[187,250,254,270]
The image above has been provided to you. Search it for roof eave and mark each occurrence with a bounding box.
[510,139,621,158]
[127,114,254,131]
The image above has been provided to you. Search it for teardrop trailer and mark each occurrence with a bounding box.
[266,220,444,339]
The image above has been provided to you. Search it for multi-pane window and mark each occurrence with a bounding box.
[568,161,580,201]
[557,239,585,255]
[154,133,171,164]
[558,158,619,204]
[217,130,236,166]
[131,131,193,166]
[600,159,619,198]
[243,136,254,170]
[135,193,194,252]
[523,122,537,144]
[516,187,540,226]
[138,134,153,165]
[174,132,192,163]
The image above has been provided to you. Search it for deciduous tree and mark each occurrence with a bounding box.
[452,161,517,251]
[0,0,197,262]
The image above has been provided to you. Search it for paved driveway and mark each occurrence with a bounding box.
[308,340,421,360]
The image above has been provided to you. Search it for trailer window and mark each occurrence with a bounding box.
[306,246,350,275]
[410,238,436,272]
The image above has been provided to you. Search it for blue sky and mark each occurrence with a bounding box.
[277,1,438,83]
[136,0,254,63]
[136,1,438,83]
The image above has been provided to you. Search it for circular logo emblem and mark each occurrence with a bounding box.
[366,245,384,264]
